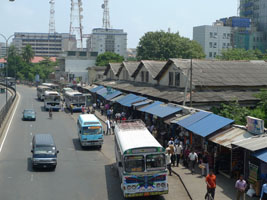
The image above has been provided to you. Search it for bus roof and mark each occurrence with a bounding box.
[44,90,59,96]
[78,114,101,126]
[115,120,163,155]
[65,90,82,96]
[62,87,73,91]
[42,83,58,86]
[37,85,51,89]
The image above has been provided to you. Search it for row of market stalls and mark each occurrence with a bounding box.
[79,84,267,196]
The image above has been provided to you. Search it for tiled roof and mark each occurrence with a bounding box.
[31,56,56,63]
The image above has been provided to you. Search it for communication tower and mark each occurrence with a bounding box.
[49,0,56,33]
[102,0,111,29]
[69,0,84,48]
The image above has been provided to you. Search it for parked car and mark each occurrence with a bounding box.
[22,109,36,121]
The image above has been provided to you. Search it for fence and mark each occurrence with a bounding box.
[0,83,16,129]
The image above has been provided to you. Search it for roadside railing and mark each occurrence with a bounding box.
[0,83,16,129]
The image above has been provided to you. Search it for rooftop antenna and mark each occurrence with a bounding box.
[69,0,84,48]
[49,0,56,33]
[102,0,111,29]
[237,0,240,16]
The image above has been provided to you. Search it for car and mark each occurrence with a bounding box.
[22,109,36,121]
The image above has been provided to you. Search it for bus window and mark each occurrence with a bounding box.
[146,154,166,171]
[124,155,145,173]
[82,126,102,135]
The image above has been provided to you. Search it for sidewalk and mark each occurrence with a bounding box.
[171,164,258,200]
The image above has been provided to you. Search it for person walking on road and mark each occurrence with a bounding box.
[188,149,198,174]
[202,151,210,176]
[175,142,183,167]
[166,147,172,176]
[81,106,85,114]
[235,175,247,200]
[105,119,111,135]
[205,170,216,199]
[110,120,115,134]
[100,103,104,115]
[260,181,267,200]
[70,104,73,115]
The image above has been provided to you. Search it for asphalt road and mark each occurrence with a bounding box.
[0,85,189,200]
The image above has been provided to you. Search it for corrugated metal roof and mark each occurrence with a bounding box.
[132,100,153,107]
[209,127,253,148]
[232,134,267,151]
[138,101,163,112]
[116,94,137,104]
[186,114,234,137]
[96,87,107,95]
[111,95,125,102]
[90,85,104,93]
[141,103,182,118]
[177,111,211,127]
[104,90,122,100]
[109,63,122,75]
[123,61,140,77]
[116,94,147,107]
[253,149,267,163]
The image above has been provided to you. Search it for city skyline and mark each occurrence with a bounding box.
[0,0,237,48]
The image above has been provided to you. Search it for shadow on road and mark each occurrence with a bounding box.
[72,138,101,151]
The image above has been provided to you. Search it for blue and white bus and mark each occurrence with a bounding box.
[65,91,86,112]
[114,120,168,198]
[44,90,61,111]
[77,114,104,148]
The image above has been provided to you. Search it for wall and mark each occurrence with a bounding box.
[134,65,157,84]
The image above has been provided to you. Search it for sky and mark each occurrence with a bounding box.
[0,0,237,48]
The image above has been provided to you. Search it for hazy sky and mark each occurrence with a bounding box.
[0,0,237,48]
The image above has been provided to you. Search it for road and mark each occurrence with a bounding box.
[0,85,189,200]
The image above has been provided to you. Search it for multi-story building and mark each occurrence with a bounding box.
[193,22,232,59]
[87,28,127,58]
[12,32,77,57]
[0,42,6,58]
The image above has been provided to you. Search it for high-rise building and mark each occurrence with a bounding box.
[87,28,127,58]
[0,42,7,58]
[12,32,77,57]
[193,22,232,59]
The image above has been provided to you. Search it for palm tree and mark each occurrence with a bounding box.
[22,44,34,63]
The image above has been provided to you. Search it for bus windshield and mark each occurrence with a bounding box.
[82,126,102,135]
[124,155,145,173]
[45,95,60,102]
[146,154,166,171]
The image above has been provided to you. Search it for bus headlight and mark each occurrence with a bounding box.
[156,183,161,188]
[161,183,166,188]
[131,185,136,190]
[127,185,132,190]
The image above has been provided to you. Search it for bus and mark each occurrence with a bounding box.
[65,90,86,112]
[37,85,51,101]
[62,87,73,101]
[44,90,61,111]
[42,83,60,91]
[77,114,103,148]
[114,120,168,198]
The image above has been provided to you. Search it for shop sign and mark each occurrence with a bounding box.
[246,116,264,135]
[248,162,258,182]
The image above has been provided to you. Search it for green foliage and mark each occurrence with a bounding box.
[2,45,56,82]
[96,52,124,66]
[216,48,267,60]
[136,31,205,60]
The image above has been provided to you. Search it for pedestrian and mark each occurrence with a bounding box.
[61,102,64,112]
[87,106,91,114]
[202,151,209,176]
[110,108,113,119]
[115,112,121,122]
[93,102,96,110]
[168,137,174,146]
[168,144,175,167]
[166,147,172,176]
[107,109,111,119]
[150,124,154,133]
[111,120,115,135]
[235,175,247,200]
[105,119,111,135]
[70,104,73,115]
[188,149,198,174]
[205,170,216,199]
[260,180,267,200]
[100,103,104,115]
[81,105,85,114]
[174,137,180,145]
[121,111,126,118]
[175,142,183,167]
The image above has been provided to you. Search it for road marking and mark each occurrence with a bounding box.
[8,176,12,179]
[30,124,32,127]
[30,142,32,146]
[0,93,21,153]
[30,132,32,136]
[30,174,33,182]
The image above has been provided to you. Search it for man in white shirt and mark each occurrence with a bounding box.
[166,147,172,176]
[188,149,198,174]
[175,142,183,167]
[105,119,111,135]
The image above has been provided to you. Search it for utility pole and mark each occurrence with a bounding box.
[190,57,193,107]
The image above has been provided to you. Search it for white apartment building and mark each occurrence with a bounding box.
[12,32,77,57]
[0,42,6,58]
[193,23,232,59]
[87,28,127,58]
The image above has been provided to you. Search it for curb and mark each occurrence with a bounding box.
[172,170,193,200]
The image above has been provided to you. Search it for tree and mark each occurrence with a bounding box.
[136,31,205,60]
[216,48,267,60]
[22,44,34,63]
[95,52,124,66]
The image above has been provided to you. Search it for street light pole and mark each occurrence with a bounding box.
[0,34,14,103]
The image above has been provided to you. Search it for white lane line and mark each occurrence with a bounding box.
[0,93,21,153]
[30,174,33,182]
[30,132,32,136]
[30,142,32,146]
[30,125,32,127]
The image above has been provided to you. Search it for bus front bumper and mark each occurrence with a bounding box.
[80,140,103,146]
[124,190,168,198]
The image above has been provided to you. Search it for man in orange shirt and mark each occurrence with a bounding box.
[205,170,216,199]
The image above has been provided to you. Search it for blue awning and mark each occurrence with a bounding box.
[253,149,267,163]
[116,94,147,107]
[138,101,163,112]
[184,114,234,137]
[143,104,182,118]
[116,94,137,104]
[104,90,122,100]
[132,100,153,107]
[96,87,107,95]
[177,111,211,127]
[89,85,104,93]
